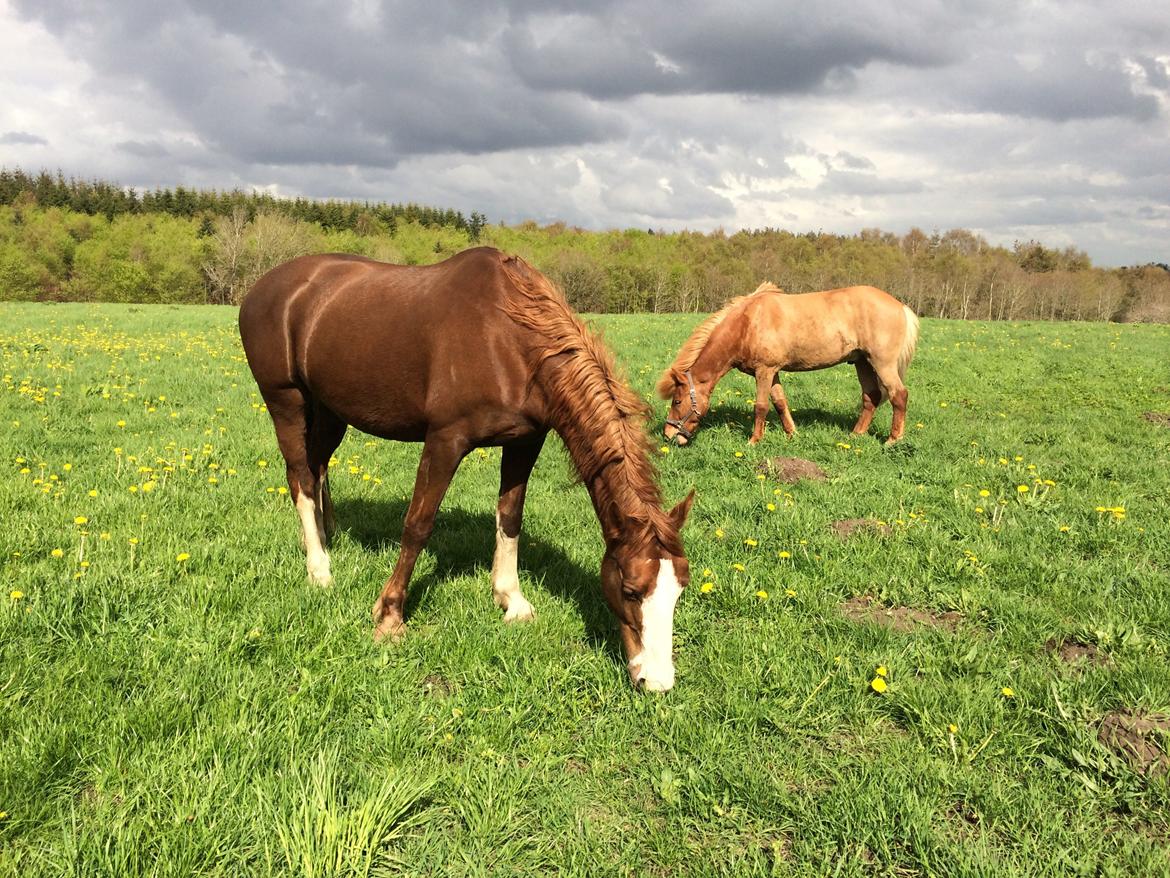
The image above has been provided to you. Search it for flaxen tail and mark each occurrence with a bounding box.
[898,305,919,381]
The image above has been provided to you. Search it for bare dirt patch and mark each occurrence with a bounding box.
[841,595,961,633]
[755,457,827,484]
[830,518,892,539]
[1045,637,1105,667]
[1098,709,1170,777]
[1143,411,1170,427]
[422,674,454,698]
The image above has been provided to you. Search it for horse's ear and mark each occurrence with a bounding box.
[656,368,681,400]
[668,489,696,530]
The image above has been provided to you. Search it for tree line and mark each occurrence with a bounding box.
[1,169,1166,322]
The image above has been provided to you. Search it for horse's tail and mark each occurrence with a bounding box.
[897,305,919,381]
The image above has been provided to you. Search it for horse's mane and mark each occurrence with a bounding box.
[496,253,677,548]
[655,281,782,398]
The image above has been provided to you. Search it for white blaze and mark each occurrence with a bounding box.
[631,559,682,692]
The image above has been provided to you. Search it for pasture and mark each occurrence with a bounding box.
[1,302,1168,876]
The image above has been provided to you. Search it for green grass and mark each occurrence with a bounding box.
[1,303,1169,877]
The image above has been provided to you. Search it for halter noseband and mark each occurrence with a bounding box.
[665,370,700,441]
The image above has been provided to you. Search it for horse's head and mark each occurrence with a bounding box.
[658,369,710,446]
[600,491,694,691]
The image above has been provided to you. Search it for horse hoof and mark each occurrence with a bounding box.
[503,600,535,623]
[373,619,406,644]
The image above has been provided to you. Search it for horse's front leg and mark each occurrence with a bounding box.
[492,435,546,623]
[749,367,779,444]
[372,432,468,642]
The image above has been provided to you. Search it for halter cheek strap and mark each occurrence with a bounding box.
[664,370,700,440]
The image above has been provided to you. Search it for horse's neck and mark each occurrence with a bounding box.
[535,383,659,540]
[692,315,742,387]
[586,464,660,547]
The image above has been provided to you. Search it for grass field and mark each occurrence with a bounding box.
[1,302,1169,877]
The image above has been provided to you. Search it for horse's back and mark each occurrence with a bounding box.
[239,248,532,439]
[745,286,909,370]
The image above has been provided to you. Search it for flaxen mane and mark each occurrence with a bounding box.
[497,254,677,547]
[656,282,782,398]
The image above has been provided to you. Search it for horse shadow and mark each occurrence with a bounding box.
[334,496,622,663]
[680,403,860,437]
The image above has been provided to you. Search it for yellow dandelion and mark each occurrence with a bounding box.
[128,537,139,545]
[176,552,190,562]
[744,538,758,547]
[88,489,98,497]
[734,451,744,458]
[1017,485,1029,493]
[700,582,714,594]
[10,590,23,601]
[50,548,64,558]
[1059,525,1070,533]
[63,463,72,472]
[766,503,776,511]
[875,665,888,678]
[74,516,88,525]
[785,589,796,597]
[732,563,745,572]
[778,550,791,559]
[702,568,712,578]
[870,677,888,694]
[755,590,769,600]
[714,527,724,539]
[978,489,990,498]
[1001,686,1015,698]
[948,723,958,734]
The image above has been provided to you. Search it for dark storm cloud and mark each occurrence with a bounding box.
[957,50,1158,122]
[12,0,625,166]
[504,1,965,99]
[1,130,48,145]
[116,140,169,158]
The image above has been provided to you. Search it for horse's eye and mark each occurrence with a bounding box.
[621,587,639,602]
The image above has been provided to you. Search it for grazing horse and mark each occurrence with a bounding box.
[659,283,919,446]
[239,247,693,691]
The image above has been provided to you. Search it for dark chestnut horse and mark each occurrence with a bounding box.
[239,247,693,691]
[659,282,919,446]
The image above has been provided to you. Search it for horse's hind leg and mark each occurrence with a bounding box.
[852,360,882,436]
[749,367,779,444]
[493,435,546,623]
[372,431,468,643]
[307,404,347,544]
[871,360,909,444]
[769,376,797,437]
[264,387,332,585]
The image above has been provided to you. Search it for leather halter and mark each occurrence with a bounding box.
[665,370,700,441]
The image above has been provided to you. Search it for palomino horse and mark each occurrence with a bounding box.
[659,283,919,446]
[240,247,693,691]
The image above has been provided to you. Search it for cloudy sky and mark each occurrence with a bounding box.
[1,0,1168,266]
